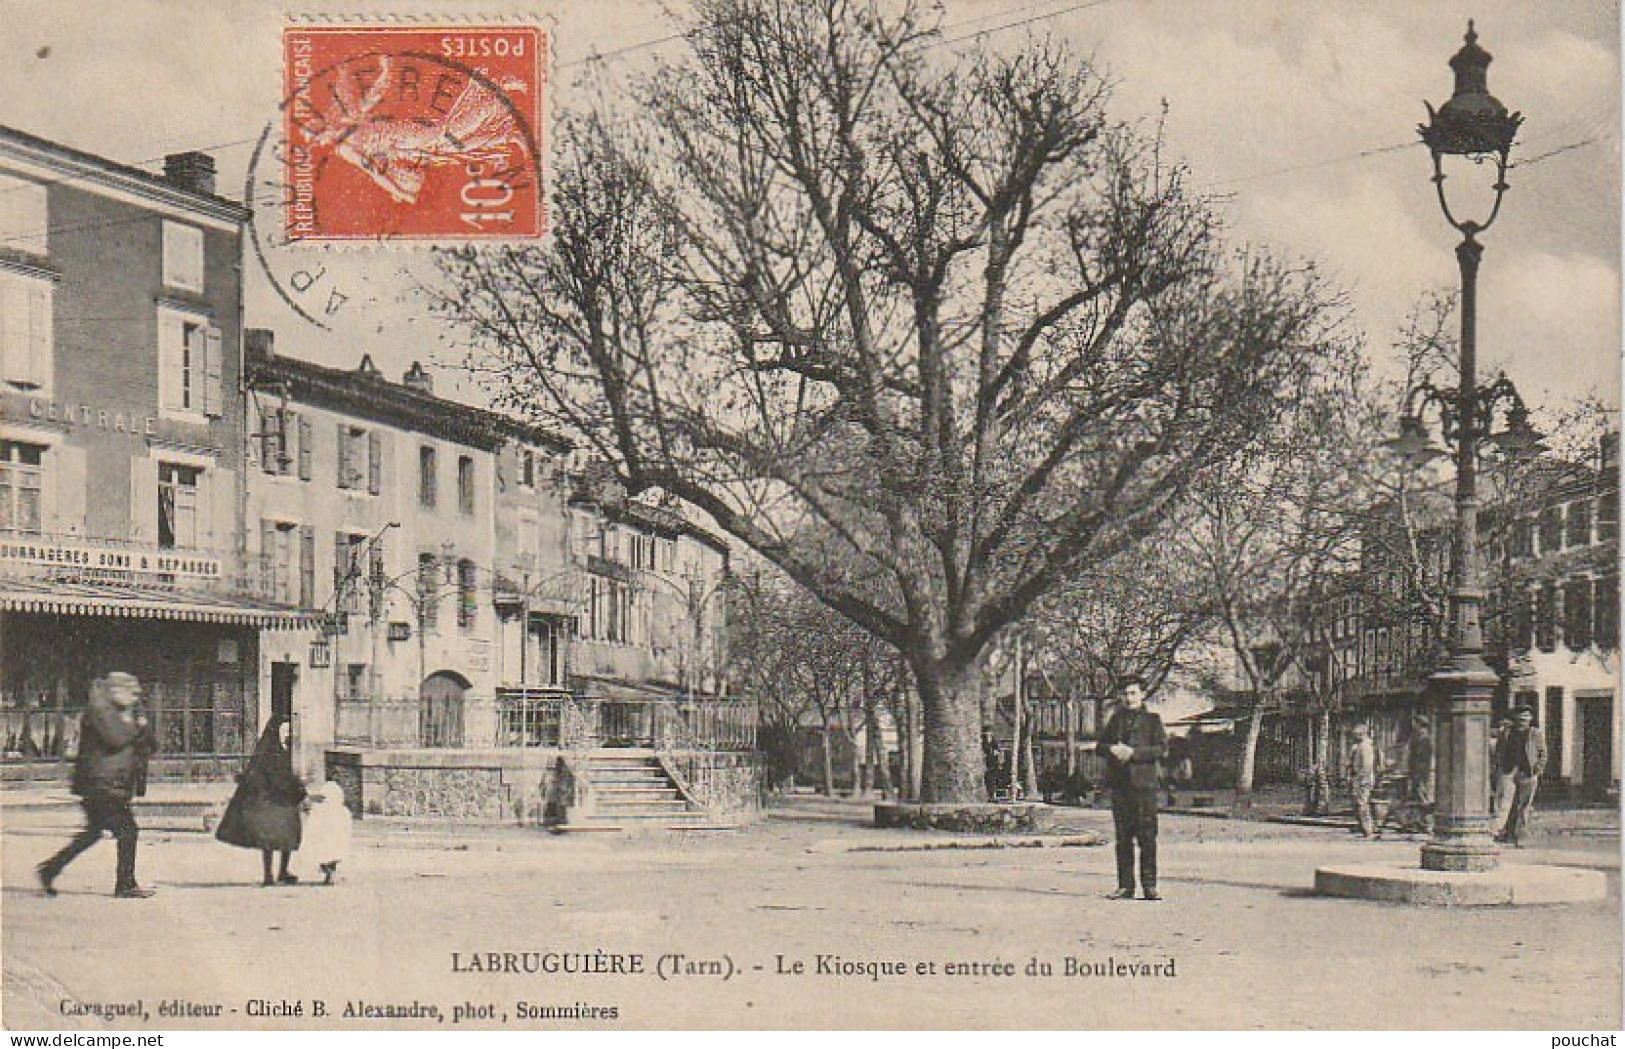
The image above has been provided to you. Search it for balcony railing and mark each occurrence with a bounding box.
[333,691,757,752]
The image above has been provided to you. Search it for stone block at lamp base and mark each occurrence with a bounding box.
[1314,862,1609,906]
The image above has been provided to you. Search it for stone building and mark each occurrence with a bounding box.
[0,127,309,785]
[243,341,755,825]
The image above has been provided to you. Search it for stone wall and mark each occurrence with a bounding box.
[325,748,561,825]
[663,751,763,820]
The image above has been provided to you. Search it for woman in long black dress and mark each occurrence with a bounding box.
[215,716,306,885]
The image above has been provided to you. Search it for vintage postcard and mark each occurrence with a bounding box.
[0,0,1618,1034]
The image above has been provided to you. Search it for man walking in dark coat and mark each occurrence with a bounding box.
[37,672,156,898]
[1494,706,1547,847]
[1096,677,1167,901]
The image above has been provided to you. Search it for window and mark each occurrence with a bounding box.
[344,663,369,703]
[333,532,366,613]
[1564,578,1593,651]
[1509,588,1534,652]
[457,558,478,630]
[587,575,632,643]
[0,440,43,534]
[158,308,220,418]
[162,221,204,292]
[337,425,382,493]
[0,174,48,255]
[259,406,296,476]
[1599,490,1619,544]
[1535,585,1558,653]
[458,455,475,516]
[419,445,437,507]
[418,553,440,631]
[1509,516,1535,558]
[519,449,535,488]
[1595,574,1619,652]
[157,462,200,549]
[1538,505,1564,554]
[1566,499,1593,548]
[262,519,297,605]
[0,269,52,391]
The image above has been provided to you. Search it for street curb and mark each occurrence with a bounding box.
[810,832,1104,854]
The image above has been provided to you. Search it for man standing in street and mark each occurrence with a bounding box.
[37,672,156,898]
[1096,677,1166,901]
[1407,713,1435,832]
[1494,706,1547,847]
[1346,723,1378,839]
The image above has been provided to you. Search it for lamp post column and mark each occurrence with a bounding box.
[1423,231,1500,873]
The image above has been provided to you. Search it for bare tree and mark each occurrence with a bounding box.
[436,0,1342,801]
[1180,349,1380,798]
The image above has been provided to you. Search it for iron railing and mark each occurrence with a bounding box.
[331,692,757,752]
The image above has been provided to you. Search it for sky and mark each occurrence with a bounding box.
[2,0,1618,415]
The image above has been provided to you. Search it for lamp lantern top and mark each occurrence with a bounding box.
[1420,21,1523,158]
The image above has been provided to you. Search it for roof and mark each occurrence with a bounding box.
[569,474,729,554]
[0,124,250,225]
[247,346,571,454]
[0,577,317,629]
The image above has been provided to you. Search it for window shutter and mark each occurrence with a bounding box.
[26,283,50,389]
[369,535,386,621]
[297,414,312,480]
[336,426,350,489]
[368,430,382,495]
[333,530,349,603]
[182,323,207,412]
[0,279,24,383]
[260,518,278,598]
[203,326,223,417]
[299,525,315,608]
[258,406,277,474]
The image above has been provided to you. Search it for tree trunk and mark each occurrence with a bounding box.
[905,686,924,802]
[871,707,893,798]
[820,715,836,797]
[1065,696,1078,777]
[1305,706,1333,815]
[1235,702,1266,799]
[916,659,987,803]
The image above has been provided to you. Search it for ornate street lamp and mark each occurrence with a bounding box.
[1409,21,1524,873]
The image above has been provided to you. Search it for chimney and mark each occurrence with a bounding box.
[245,328,275,359]
[163,151,217,196]
[403,361,435,395]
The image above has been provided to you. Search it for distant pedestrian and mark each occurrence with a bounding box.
[292,780,352,885]
[1095,677,1167,901]
[37,673,157,898]
[1346,724,1378,839]
[1493,707,1546,847]
[1489,718,1513,819]
[216,716,306,885]
[1407,713,1435,832]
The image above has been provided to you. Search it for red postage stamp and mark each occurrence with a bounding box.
[281,25,545,241]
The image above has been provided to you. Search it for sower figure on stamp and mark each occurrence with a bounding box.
[37,672,157,899]
[1095,677,1167,901]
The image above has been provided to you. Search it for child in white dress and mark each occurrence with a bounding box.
[295,780,353,885]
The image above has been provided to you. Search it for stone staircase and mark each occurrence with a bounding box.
[565,753,723,831]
